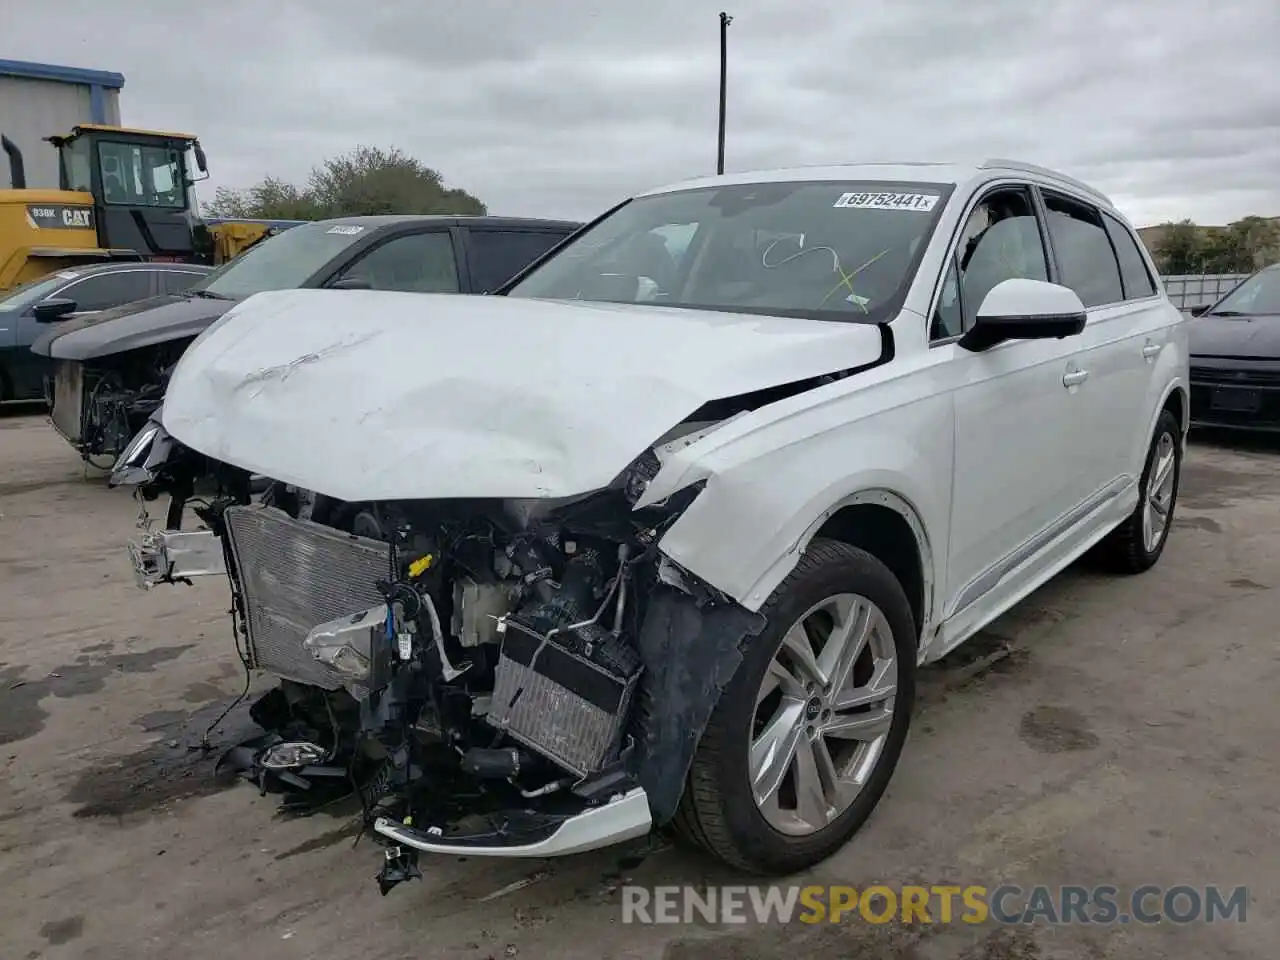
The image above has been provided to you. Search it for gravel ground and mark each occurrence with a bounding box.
[1,408,1277,960]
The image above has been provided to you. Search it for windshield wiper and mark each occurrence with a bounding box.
[190,290,233,300]
[1205,309,1249,317]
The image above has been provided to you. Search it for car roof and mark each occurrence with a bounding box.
[310,215,582,231]
[638,159,1115,213]
[50,261,214,281]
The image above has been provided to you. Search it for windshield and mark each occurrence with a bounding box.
[194,221,370,299]
[1210,266,1280,315]
[0,273,72,313]
[507,180,954,322]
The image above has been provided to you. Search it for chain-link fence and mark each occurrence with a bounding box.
[1160,274,1250,311]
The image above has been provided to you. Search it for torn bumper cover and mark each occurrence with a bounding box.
[372,786,652,858]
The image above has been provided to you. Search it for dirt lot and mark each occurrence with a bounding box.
[1,408,1277,960]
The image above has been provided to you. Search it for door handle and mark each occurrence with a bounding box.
[1142,341,1161,361]
[1062,369,1090,388]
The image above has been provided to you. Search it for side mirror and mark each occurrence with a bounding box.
[32,298,79,322]
[193,141,208,174]
[959,279,1087,352]
[329,276,373,291]
[1189,304,1211,317]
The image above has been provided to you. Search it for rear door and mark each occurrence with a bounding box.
[1037,190,1166,490]
[459,228,571,293]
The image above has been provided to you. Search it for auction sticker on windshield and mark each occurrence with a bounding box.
[327,225,365,235]
[834,192,939,212]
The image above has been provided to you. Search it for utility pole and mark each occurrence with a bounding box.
[717,11,733,175]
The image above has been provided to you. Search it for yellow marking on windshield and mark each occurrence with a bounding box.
[819,248,890,310]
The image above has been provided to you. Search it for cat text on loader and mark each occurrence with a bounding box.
[0,124,276,293]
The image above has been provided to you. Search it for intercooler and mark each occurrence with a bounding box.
[223,505,391,689]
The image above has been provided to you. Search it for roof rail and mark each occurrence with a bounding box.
[979,158,1111,206]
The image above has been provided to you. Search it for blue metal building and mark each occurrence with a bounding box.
[0,58,125,189]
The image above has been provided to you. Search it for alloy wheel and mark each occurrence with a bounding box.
[749,592,899,836]
[1143,431,1178,553]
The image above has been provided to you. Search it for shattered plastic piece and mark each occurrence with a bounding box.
[260,741,328,770]
[376,845,422,896]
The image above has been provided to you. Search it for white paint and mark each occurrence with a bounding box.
[162,288,885,503]
[326,225,364,235]
[165,161,1188,674]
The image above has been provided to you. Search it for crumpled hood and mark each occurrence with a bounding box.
[163,288,885,502]
[30,294,234,361]
[1190,313,1280,360]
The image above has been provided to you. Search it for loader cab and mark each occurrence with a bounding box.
[47,125,208,261]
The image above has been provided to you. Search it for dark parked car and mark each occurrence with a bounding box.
[1189,263,1280,432]
[30,215,580,460]
[0,262,211,403]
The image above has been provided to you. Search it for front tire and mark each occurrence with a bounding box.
[674,538,917,874]
[1098,409,1182,574]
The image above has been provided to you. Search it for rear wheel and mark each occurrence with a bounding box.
[675,538,917,874]
[1097,409,1182,574]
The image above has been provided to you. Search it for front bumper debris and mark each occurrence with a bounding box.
[372,786,651,858]
[128,529,226,588]
[371,783,650,860]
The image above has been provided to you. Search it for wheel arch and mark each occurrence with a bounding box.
[808,493,932,645]
[1161,382,1188,439]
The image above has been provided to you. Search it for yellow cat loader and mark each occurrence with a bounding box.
[0,124,296,292]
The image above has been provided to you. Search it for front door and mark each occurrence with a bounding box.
[932,185,1092,619]
[327,230,461,293]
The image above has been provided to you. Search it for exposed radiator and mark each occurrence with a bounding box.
[487,622,640,777]
[223,505,390,689]
[50,360,84,443]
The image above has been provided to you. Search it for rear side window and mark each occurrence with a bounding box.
[1042,193,1124,308]
[1101,213,1157,300]
[62,270,154,311]
[467,230,568,292]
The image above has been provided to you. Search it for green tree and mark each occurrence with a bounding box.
[204,176,322,220]
[1153,219,1203,274]
[203,146,486,220]
[307,146,486,217]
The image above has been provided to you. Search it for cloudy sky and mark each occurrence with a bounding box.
[7,0,1279,227]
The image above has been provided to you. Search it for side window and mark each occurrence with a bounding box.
[1041,193,1124,308]
[932,186,1048,339]
[334,231,459,293]
[61,271,154,311]
[466,230,568,293]
[159,270,207,295]
[1102,213,1157,300]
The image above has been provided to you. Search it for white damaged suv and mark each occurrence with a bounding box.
[117,160,1187,891]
